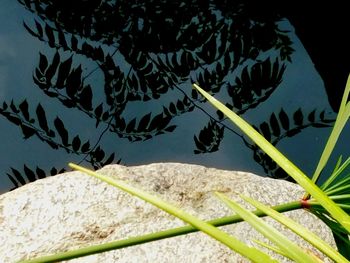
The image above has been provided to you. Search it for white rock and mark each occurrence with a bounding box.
[0,163,335,262]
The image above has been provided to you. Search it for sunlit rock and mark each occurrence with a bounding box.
[0,163,335,262]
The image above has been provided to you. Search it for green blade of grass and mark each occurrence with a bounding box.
[68,163,274,263]
[253,240,325,263]
[252,239,289,258]
[324,173,350,196]
[239,194,349,263]
[312,210,350,259]
[326,183,350,196]
[215,192,318,263]
[333,232,350,259]
[321,157,350,193]
[193,83,350,234]
[21,199,303,263]
[319,156,343,191]
[311,74,350,185]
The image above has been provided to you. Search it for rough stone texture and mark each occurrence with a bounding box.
[0,162,335,262]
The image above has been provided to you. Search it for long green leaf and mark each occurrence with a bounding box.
[240,194,349,263]
[333,231,350,259]
[193,83,350,233]
[322,157,350,193]
[320,156,343,191]
[22,199,303,263]
[252,239,291,259]
[68,163,274,262]
[216,192,318,262]
[311,74,350,185]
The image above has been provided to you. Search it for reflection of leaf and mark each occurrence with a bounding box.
[45,23,55,47]
[94,147,105,162]
[8,165,66,189]
[149,113,163,131]
[293,108,303,126]
[7,174,19,189]
[20,124,36,139]
[251,108,335,180]
[36,166,46,179]
[278,109,289,130]
[116,117,126,131]
[81,141,91,153]
[38,52,48,73]
[34,20,43,38]
[72,135,81,152]
[0,112,21,125]
[194,135,206,153]
[52,167,65,176]
[9,168,26,185]
[259,122,271,141]
[103,153,115,166]
[156,115,171,130]
[102,112,110,121]
[54,117,69,146]
[94,103,103,127]
[57,27,68,49]
[269,113,280,137]
[57,56,73,88]
[23,20,42,38]
[176,100,184,111]
[36,103,49,132]
[169,103,177,114]
[71,35,78,51]
[50,167,58,175]
[19,100,30,121]
[66,66,82,98]
[138,112,151,131]
[164,125,176,132]
[227,58,286,114]
[308,110,316,122]
[82,42,93,56]
[194,120,224,154]
[126,118,136,133]
[46,52,60,82]
[24,164,36,182]
[79,85,93,111]
[10,100,20,113]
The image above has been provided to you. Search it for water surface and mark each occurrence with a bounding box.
[0,0,349,194]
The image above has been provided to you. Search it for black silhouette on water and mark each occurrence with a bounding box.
[0,0,338,189]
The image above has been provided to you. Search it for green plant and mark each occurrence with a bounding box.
[22,75,350,262]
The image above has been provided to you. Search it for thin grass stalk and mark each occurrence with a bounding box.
[193,83,350,233]
[239,195,349,263]
[321,157,350,192]
[68,163,273,262]
[326,181,350,198]
[310,74,350,186]
[21,198,302,262]
[216,193,318,263]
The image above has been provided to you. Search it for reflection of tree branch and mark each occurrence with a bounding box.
[145,53,248,143]
[7,0,299,189]
[77,116,114,165]
[251,109,336,180]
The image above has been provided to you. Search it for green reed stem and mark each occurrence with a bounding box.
[21,200,302,263]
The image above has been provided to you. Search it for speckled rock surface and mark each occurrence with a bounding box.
[0,163,335,262]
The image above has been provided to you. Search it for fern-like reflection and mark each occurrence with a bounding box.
[0,0,339,190]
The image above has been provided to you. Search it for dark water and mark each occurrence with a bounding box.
[0,0,349,194]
